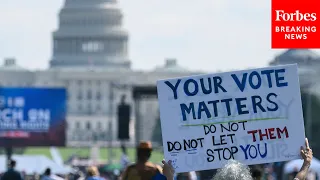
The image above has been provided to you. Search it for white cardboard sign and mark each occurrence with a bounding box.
[157,64,305,173]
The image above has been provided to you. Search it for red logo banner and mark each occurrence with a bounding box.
[271,0,320,48]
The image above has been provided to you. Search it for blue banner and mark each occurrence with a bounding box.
[0,87,66,132]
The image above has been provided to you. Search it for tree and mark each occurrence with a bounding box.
[301,88,320,158]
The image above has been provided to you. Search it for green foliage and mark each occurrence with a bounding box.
[22,147,163,163]
[300,88,320,157]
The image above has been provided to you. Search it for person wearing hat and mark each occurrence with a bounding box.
[121,141,163,180]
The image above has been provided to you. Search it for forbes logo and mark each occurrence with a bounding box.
[275,10,317,21]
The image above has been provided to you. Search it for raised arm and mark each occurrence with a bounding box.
[294,138,313,180]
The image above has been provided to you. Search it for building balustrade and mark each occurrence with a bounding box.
[67,130,111,142]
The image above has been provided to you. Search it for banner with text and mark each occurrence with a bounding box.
[0,87,66,147]
[157,64,305,173]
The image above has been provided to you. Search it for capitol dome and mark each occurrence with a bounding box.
[50,0,130,69]
[269,49,320,87]
[270,49,320,66]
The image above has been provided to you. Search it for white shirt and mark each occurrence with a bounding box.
[174,171,197,180]
[189,171,197,180]
[51,174,64,180]
[41,175,64,180]
[307,171,316,180]
[120,154,130,169]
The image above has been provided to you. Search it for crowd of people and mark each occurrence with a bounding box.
[161,138,314,180]
[118,139,315,180]
[0,138,315,180]
[0,159,106,180]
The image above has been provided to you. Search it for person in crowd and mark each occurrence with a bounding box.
[251,166,263,180]
[75,170,86,180]
[212,160,253,180]
[21,170,26,180]
[273,162,285,180]
[120,144,131,171]
[163,138,313,180]
[265,164,276,180]
[33,172,40,180]
[41,168,53,180]
[86,166,105,180]
[1,159,24,180]
[175,172,197,180]
[121,141,162,180]
[306,171,317,180]
[41,168,64,180]
[197,169,217,180]
[289,168,300,180]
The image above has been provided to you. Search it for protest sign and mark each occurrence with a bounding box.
[157,64,305,173]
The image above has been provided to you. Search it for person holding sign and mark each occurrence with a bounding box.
[121,141,163,180]
[162,138,313,180]
[250,166,263,180]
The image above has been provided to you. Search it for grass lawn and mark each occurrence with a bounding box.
[24,147,164,163]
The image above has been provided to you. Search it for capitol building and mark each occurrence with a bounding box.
[0,0,200,147]
[1,0,320,148]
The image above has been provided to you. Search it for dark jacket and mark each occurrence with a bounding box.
[1,168,23,180]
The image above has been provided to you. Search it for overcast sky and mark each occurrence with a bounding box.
[0,0,319,72]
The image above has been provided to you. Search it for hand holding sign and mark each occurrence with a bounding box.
[162,160,175,180]
[300,138,312,163]
[295,138,313,180]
